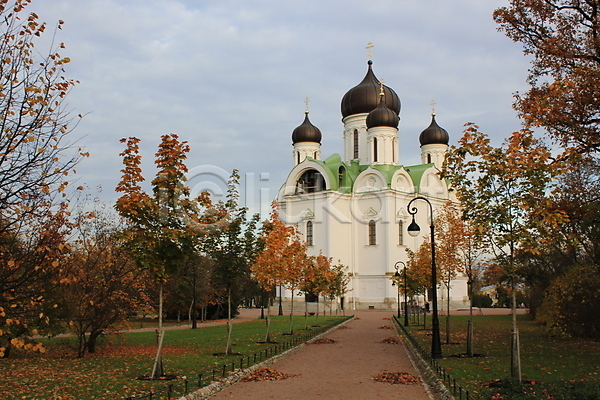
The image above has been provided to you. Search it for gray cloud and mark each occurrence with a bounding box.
[28,0,531,215]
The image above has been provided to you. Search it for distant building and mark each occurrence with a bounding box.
[278,60,468,311]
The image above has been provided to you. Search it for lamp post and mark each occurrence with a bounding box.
[392,261,402,319]
[394,261,409,326]
[278,285,283,316]
[407,196,442,359]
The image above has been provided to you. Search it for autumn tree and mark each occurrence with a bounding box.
[0,203,71,358]
[495,1,600,340]
[434,203,464,345]
[435,202,486,354]
[406,243,433,301]
[300,253,332,324]
[0,0,84,358]
[0,0,84,235]
[115,134,204,378]
[252,202,294,342]
[164,253,217,327]
[202,170,260,355]
[327,262,350,316]
[282,231,309,335]
[494,0,600,154]
[63,206,152,358]
[442,125,564,381]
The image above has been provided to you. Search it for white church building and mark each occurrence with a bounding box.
[278,60,468,311]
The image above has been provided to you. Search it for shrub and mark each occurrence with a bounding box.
[537,264,600,340]
[472,293,493,308]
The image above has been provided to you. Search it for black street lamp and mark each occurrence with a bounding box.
[278,285,283,316]
[392,261,403,319]
[394,261,409,327]
[407,196,443,359]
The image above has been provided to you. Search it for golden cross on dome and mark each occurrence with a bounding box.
[430,99,437,116]
[366,42,374,59]
[304,97,310,114]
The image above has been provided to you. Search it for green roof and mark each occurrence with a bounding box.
[308,153,436,193]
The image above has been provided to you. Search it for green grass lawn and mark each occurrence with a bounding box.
[404,313,600,399]
[0,313,349,400]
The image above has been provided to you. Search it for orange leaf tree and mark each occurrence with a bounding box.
[63,205,153,358]
[0,203,71,358]
[327,261,351,315]
[494,0,600,155]
[434,201,485,346]
[252,202,294,342]
[442,125,564,380]
[300,253,333,320]
[115,134,204,378]
[0,0,84,358]
[282,229,310,335]
[0,0,84,235]
[406,242,433,300]
[435,201,486,354]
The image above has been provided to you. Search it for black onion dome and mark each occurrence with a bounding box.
[341,60,400,118]
[366,94,399,128]
[292,112,322,144]
[419,114,449,146]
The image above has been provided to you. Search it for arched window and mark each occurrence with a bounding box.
[368,220,376,245]
[297,152,301,165]
[427,154,432,164]
[313,151,317,159]
[306,221,313,246]
[373,138,378,162]
[295,169,325,194]
[353,129,359,159]
[338,166,344,188]
[398,220,404,245]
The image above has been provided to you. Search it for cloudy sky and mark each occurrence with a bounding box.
[29,0,530,217]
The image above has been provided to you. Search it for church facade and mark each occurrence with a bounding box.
[278,60,468,311]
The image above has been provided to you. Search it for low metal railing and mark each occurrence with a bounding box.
[393,316,477,400]
[124,317,351,400]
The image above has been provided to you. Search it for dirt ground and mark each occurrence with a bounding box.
[206,310,434,400]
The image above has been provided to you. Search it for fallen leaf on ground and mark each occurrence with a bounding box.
[310,337,337,344]
[379,336,400,344]
[378,325,393,329]
[242,367,299,381]
[372,371,420,385]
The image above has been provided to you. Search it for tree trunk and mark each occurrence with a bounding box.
[77,332,86,358]
[192,268,198,329]
[264,305,272,343]
[315,295,320,325]
[87,330,101,354]
[304,299,308,330]
[467,319,474,357]
[225,286,233,355]
[446,285,451,344]
[289,289,295,335]
[510,279,521,381]
[151,283,164,379]
[467,278,474,357]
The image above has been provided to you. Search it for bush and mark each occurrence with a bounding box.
[537,264,600,340]
[548,380,600,400]
[486,379,600,400]
[472,293,493,308]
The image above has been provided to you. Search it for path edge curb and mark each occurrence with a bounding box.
[392,318,455,400]
[179,316,355,400]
